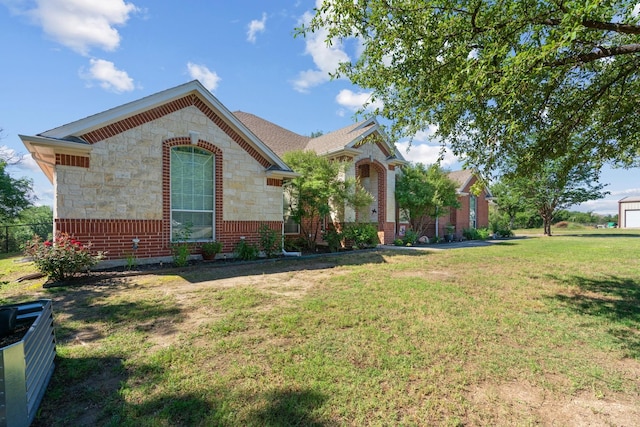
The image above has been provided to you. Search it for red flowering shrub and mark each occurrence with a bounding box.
[24,232,105,282]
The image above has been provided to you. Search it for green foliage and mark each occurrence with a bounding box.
[282,150,373,250]
[343,223,379,248]
[125,253,137,271]
[462,228,492,241]
[234,238,259,261]
[395,163,459,238]
[201,241,222,257]
[402,229,418,245]
[171,222,192,267]
[322,224,343,252]
[393,238,404,246]
[24,232,104,282]
[0,160,33,222]
[299,1,640,177]
[258,224,281,258]
[497,156,608,235]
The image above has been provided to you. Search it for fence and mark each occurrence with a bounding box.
[0,223,52,254]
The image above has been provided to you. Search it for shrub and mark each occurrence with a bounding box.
[344,223,379,249]
[234,238,259,261]
[201,241,222,259]
[555,221,569,228]
[172,222,193,267]
[24,232,104,282]
[322,224,343,252]
[393,238,404,246]
[258,224,281,258]
[402,229,418,245]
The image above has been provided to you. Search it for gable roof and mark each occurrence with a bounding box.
[448,169,493,198]
[234,112,406,162]
[21,80,295,182]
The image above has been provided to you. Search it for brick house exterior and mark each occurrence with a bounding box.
[399,169,492,240]
[20,80,406,262]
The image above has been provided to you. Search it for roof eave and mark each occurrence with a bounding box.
[19,134,93,183]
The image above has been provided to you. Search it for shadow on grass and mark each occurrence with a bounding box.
[41,284,185,344]
[150,249,396,285]
[35,354,328,426]
[250,388,328,426]
[549,274,640,358]
[33,356,127,427]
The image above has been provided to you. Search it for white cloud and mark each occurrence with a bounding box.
[81,58,135,93]
[187,62,221,92]
[247,12,267,43]
[293,10,350,92]
[396,140,458,167]
[21,0,138,55]
[335,89,383,112]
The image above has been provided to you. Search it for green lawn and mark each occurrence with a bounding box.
[2,233,640,425]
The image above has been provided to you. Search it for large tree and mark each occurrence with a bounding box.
[395,163,459,238]
[498,155,608,235]
[1,129,34,222]
[299,1,640,176]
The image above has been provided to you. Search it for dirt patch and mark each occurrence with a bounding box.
[469,380,640,426]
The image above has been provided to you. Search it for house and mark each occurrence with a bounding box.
[19,80,406,262]
[618,196,640,228]
[399,169,492,240]
[20,81,297,261]
[443,170,492,239]
[233,111,407,245]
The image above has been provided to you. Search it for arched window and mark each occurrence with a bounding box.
[170,146,215,241]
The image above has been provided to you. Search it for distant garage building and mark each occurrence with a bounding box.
[618,197,640,228]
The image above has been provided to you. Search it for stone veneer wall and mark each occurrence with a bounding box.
[54,102,284,260]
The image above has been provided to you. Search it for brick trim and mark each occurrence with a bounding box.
[266,178,283,187]
[79,93,273,168]
[55,218,165,259]
[55,153,89,168]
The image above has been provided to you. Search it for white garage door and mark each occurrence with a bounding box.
[626,210,640,228]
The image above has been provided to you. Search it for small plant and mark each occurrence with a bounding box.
[201,241,222,260]
[394,238,404,246]
[258,224,281,258]
[343,223,379,249]
[402,229,418,245]
[171,222,193,267]
[234,238,259,261]
[125,253,137,270]
[322,224,343,252]
[24,232,104,282]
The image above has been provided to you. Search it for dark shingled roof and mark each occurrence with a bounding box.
[233,111,310,157]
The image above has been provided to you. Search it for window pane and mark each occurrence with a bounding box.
[171,146,215,241]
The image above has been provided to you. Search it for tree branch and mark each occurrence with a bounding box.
[551,43,640,66]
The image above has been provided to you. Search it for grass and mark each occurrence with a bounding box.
[3,231,640,425]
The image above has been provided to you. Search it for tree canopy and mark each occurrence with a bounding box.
[395,163,459,237]
[0,160,34,222]
[494,155,608,235]
[282,150,373,249]
[299,1,640,176]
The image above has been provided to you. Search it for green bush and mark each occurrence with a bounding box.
[258,224,281,258]
[235,238,259,261]
[463,227,492,240]
[24,232,104,282]
[344,223,379,249]
[402,229,418,245]
[393,238,404,246]
[322,225,343,252]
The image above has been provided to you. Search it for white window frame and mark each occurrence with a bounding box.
[170,146,215,242]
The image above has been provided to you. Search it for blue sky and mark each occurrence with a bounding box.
[1,0,638,216]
